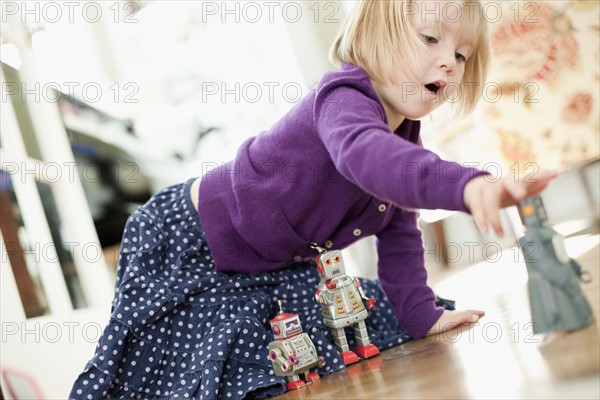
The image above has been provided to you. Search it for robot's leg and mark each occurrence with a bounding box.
[332,327,359,365]
[286,374,305,390]
[332,327,350,353]
[304,371,320,382]
[352,320,380,359]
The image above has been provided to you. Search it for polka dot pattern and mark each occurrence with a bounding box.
[69,179,446,399]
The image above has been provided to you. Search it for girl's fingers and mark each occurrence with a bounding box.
[467,309,485,322]
[468,309,486,317]
[483,186,502,236]
[470,189,487,234]
[466,171,557,236]
[458,310,485,324]
[524,171,558,195]
[502,176,527,203]
[499,171,557,207]
[533,170,558,183]
[428,310,486,335]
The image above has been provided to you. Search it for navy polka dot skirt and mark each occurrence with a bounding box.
[70,178,453,399]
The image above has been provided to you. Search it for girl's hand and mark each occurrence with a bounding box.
[463,171,557,236]
[426,309,485,336]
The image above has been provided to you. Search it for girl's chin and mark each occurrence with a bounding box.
[403,109,438,121]
[415,102,447,119]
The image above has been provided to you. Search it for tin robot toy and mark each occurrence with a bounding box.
[517,195,594,334]
[312,244,380,365]
[267,300,325,390]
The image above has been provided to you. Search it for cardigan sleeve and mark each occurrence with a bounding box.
[314,85,482,212]
[376,207,444,339]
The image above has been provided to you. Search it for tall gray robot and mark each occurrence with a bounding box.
[517,195,594,334]
[312,245,379,365]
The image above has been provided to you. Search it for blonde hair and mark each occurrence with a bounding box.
[330,0,490,117]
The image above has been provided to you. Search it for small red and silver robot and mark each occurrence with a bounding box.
[312,243,380,365]
[268,300,325,390]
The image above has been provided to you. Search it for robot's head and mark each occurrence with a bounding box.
[517,195,548,228]
[315,250,346,279]
[269,300,303,340]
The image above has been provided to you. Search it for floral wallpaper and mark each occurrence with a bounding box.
[432,0,599,172]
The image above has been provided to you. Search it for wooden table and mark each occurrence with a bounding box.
[275,235,600,399]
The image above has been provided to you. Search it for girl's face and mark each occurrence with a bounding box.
[373,0,476,128]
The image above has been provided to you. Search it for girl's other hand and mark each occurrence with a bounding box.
[426,309,485,336]
[463,170,558,236]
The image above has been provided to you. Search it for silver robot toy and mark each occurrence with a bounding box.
[267,300,325,390]
[517,195,594,334]
[312,244,380,365]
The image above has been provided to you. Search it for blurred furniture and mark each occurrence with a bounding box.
[0,187,46,318]
[2,48,116,396]
[56,93,152,247]
[1,369,44,400]
[541,157,600,237]
[56,90,217,247]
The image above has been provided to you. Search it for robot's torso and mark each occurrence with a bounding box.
[268,333,319,375]
[317,265,368,328]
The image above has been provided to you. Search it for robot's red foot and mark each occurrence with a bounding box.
[354,344,380,359]
[306,372,320,382]
[340,351,359,365]
[286,380,306,390]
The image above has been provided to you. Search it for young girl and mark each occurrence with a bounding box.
[71,1,556,398]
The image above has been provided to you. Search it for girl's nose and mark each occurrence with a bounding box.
[438,48,456,72]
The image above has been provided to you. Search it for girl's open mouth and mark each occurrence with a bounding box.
[425,83,441,94]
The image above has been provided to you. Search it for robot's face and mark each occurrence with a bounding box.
[284,317,302,336]
[270,315,303,339]
[518,196,547,227]
[316,250,346,279]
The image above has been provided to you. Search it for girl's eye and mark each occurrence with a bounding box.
[334,256,341,262]
[325,259,331,265]
[421,35,438,44]
[455,52,466,62]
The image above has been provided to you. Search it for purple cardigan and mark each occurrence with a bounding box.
[198,64,484,338]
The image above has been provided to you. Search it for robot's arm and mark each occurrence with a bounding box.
[551,234,593,283]
[269,348,292,371]
[315,289,334,305]
[570,259,592,283]
[354,278,376,310]
[551,233,592,283]
[317,356,326,368]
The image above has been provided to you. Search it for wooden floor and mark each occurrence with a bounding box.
[275,235,600,399]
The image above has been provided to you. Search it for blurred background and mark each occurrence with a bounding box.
[0,1,598,398]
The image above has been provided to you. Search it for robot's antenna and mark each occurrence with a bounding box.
[310,242,326,254]
[277,299,284,314]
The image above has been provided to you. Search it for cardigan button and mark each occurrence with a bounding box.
[325,240,333,249]
[378,204,387,212]
[352,229,362,237]
[293,255,302,262]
